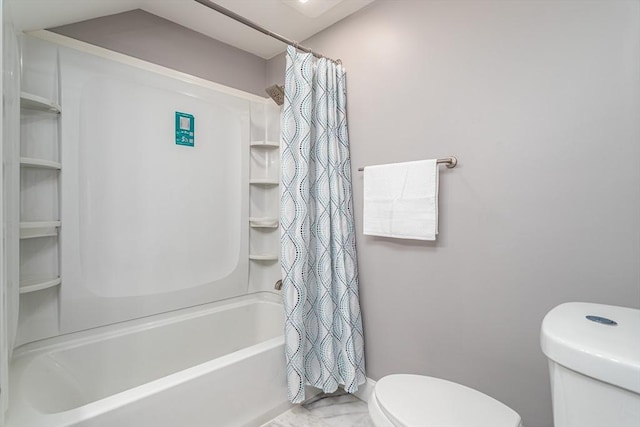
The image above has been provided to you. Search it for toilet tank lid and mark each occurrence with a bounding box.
[541,302,640,394]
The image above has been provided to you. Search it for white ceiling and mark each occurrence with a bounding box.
[8,0,374,59]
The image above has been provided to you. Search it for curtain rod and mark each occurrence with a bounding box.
[193,0,339,63]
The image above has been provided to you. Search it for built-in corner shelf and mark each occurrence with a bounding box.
[19,277,61,294]
[19,221,61,239]
[250,141,279,148]
[248,104,281,293]
[249,178,279,186]
[249,217,279,228]
[20,157,62,170]
[249,254,279,261]
[20,92,61,114]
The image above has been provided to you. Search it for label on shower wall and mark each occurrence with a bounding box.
[175,112,195,147]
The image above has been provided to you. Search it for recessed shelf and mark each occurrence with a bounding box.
[20,92,61,114]
[19,277,61,294]
[19,221,61,239]
[20,157,62,170]
[249,178,279,186]
[250,141,279,148]
[249,254,279,261]
[249,217,279,228]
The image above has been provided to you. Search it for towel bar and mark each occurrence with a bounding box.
[357,156,457,171]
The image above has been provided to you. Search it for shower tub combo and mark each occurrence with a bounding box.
[7,33,289,426]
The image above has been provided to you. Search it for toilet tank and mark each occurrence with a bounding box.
[541,302,640,427]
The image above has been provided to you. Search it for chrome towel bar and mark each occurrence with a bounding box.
[357,156,457,171]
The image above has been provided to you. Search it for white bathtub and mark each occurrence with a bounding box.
[6,292,291,427]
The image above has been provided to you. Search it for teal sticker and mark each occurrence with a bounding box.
[175,112,195,147]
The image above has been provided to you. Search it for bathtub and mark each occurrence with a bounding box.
[6,292,291,427]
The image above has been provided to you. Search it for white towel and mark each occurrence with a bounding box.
[363,159,439,240]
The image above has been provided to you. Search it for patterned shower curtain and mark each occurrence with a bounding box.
[280,46,366,404]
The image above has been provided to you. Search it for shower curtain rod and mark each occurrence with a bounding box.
[193,0,339,63]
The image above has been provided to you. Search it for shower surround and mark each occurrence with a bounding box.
[6,31,285,426]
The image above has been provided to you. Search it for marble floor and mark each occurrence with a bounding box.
[262,391,374,427]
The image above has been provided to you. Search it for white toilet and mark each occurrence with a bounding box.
[368,374,523,427]
[541,302,640,427]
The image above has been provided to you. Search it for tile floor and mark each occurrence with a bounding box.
[263,391,374,427]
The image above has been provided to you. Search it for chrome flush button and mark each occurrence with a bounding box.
[586,315,617,326]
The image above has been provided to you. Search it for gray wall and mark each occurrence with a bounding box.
[269,1,640,426]
[50,9,268,97]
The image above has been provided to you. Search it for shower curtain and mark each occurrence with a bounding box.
[280,46,366,403]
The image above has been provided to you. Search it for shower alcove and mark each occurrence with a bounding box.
[14,32,283,343]
[6,31,287,427]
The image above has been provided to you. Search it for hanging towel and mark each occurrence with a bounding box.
[363,159,439,240]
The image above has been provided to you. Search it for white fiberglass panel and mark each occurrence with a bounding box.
[77,77,240,297]
[59,45,249,332]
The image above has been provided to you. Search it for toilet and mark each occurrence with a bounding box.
[368,374,523,427]
[541,302,640,427]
